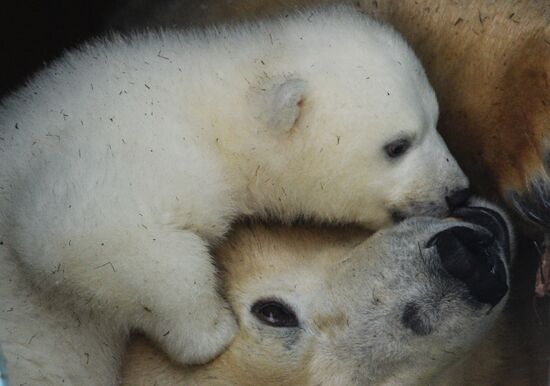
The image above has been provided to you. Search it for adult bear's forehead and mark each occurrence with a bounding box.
[213,223,369,285]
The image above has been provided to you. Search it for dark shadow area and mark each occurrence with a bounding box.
[503,233,550,385]
[0,0,119,97]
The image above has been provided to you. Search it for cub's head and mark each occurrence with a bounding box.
[123,200,512,385]
[243,7,469,228]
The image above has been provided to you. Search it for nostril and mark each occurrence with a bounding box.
[428,226,490,281]
[451,206,511,263]
[429,226,508,306]
[446,188,472,210]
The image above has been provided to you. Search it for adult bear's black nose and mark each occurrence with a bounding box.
[445,188,472,210]
[451,205,511,263]
[427,212,509,306]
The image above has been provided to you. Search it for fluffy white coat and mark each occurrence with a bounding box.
[0,5,467,375]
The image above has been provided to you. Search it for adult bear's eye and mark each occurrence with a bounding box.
[251,299,299,328]
[385,138,411,159]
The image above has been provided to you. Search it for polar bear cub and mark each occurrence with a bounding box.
[0,6,468,365]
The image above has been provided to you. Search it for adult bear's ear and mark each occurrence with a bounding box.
[264,78,307,134]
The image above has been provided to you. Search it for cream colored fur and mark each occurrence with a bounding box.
[0,201,512,386]
[120,199,512,385]
[0,6,468,383]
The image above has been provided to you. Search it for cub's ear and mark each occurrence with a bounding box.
[264,78,307,134]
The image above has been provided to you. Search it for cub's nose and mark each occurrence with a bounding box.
[445,188,472,210]
[427,210,509,306]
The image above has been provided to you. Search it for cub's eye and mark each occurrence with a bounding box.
[251,300,299,328]
[384,138,411,159]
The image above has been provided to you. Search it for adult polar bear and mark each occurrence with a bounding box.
[0,6,468,371]
[0,202,512,385]
[133,202,510,385]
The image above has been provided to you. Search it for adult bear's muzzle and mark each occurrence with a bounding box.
[427,206,510,307]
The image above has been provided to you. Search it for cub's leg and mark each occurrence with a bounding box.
[25,227,237,365]
[124,229,238,364]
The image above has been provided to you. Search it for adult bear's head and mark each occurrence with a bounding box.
[122,199,512,385]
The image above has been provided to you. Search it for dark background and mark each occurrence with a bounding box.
[0,0,119,97]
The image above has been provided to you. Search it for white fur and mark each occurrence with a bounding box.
[1,201,512,385]
[265,78,306,132]
[0,6,468,382]
[0,255,125,385]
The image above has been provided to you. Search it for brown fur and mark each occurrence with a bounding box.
[378,1,550,205]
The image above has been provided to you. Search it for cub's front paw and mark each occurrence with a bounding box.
[154,297,238,365]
